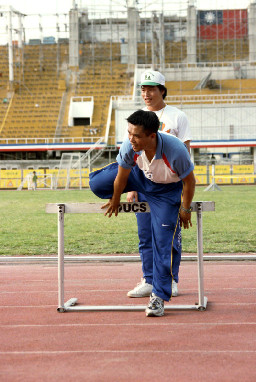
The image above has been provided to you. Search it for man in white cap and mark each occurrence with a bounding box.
[126,69,192,299]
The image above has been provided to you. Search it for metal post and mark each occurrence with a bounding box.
[79,153,82,190]
[8,9,14,84]
[109,0,113,75]
[151,13,155,67]
[56,14,60,77]
[159,12,165,72]
[18,14,23,49]
[196,202,206,309]
[88,152,91,173]
[204,164,222,191]
[57,204,65,311]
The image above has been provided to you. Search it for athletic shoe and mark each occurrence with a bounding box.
[172,280,178,297]
[145,293,164,317]
[127,278,153,298]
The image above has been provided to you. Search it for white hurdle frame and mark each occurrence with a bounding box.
[45,201,215,313]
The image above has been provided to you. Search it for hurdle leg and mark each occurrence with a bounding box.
[196,202,207,310]
[57,203,78,312]
[57,204,65,311]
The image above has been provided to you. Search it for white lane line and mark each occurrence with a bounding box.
[0,302,256,308]
[1,287,256,294]
[1,323,256,328]
[0,305,57,308]
[0,350,256,355]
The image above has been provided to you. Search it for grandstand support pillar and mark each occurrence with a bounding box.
[39,15,43,44]
[56,14,60,76]
[151,13,156,68]
[186,5,197,64]
[127,4,139,72]
[39,15,44,73]
[190,148,195,164]
[18,14,23,49]
[159,13,165,72]
[7,8,14,87]
[69,8,79,68]
[249,3,256,62]
[151,11,162,69]
[79,9,89,43]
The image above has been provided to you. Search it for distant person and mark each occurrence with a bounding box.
[32,171,38,190]
[126,70,192,299]
[89,110,195,316]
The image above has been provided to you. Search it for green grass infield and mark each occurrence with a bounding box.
[0,185,255,255]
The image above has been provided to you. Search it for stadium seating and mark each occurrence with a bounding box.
[165,78,256,98]
[0,38,253,143]
[0,41,133,142]
[197,39,248,62]
[63,53,133,140]
[138,39,248,65]
[0,43,64,142]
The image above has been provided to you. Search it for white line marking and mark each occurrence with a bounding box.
[0,302,256,309]
[1,287,256,294]
[1,323,256,328]
[0,305,56,308]
[0,350,255,355]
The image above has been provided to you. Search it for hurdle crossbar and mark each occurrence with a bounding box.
[45,201,215,313]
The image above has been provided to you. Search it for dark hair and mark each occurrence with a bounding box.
[126,109,159,135]
[140,84,167,99]
[157,85,167,99]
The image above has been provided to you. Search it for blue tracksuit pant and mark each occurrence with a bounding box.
[136,192,181,285]
[89,162,182,301]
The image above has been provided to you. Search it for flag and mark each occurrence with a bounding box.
[197,9,248,39]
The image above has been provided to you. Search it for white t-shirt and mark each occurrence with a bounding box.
[144,105,192,143]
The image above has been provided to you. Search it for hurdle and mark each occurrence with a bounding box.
[45,201,215,313]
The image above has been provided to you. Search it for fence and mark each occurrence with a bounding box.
[0,164,255,189]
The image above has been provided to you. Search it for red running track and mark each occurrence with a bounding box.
[0,261,256,382]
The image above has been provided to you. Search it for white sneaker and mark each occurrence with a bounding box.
[172,280,178,297]
[127,278,153,298]
[145,293,164,317]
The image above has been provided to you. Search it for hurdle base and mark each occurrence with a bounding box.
[204,182,222,192]
[57,298,78,312]
[195,296,208,311]
[57,296,207,312]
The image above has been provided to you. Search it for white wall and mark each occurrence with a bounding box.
[183,104,256,141]
[68,96,94,126]
[136,63,256,82]
[115,103,256,144]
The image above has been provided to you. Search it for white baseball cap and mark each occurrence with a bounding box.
[139,70,165,86]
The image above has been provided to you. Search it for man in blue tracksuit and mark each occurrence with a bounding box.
[89,110,195,317]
